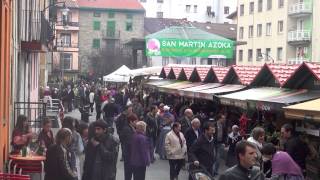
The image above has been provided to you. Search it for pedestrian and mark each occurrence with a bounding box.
[94,89,102,120]
[213,114,228,176]
[121,113,139,180]
[261,143,304,180]
[130,121,151,180]
[218,140,265,180]
[225,125,242,167]
[82,120,119,180]
[65,85,75,112]
[103,98,119,128]
[189,122,216,176]
[77,123,89,177]
[11,115,34,155]
[184,118,201,151]
[89,90,95,113]
[281,123,310,175]
[62,117,84,180]
[178,109,194,134]
[37,118,54,155]
[165,122,187,180]
[44,128,78,180]
[144,105,158,163]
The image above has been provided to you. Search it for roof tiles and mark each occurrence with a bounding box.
[266,64,300,86]
[183,67,195,79]
[172,67,183,78]
[195,67,211,81]
[212,66,230,82]
[163,67,172,77]
[78,0,144,11]
[232,65,262,85]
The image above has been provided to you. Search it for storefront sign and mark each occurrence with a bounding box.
[146,38,234,58]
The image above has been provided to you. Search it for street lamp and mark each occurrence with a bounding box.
[258,53,275,63]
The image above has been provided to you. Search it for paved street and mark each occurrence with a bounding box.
[65,108,227,180]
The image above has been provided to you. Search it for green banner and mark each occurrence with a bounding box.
[146,38,234,58]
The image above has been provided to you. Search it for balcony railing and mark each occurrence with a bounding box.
[288,58,309,65]
[288,30,311,42]
[56,41,79,48]
[21,10,53,44]
[102,30,120,40]
[56,21,79,27]
[288,2,312,16]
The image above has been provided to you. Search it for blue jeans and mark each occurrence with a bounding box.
[213,143,224,175]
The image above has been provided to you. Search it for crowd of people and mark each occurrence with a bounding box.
[11,82,313,180]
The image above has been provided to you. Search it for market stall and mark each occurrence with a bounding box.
[195,84,246,100]
[177,83,223,97]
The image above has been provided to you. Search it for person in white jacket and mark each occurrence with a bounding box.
[165,122,187,180]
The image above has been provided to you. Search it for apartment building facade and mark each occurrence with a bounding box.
[51,0,80,82]
[139,0,237,23]
[236,0,319,65]
[78,0,145,75]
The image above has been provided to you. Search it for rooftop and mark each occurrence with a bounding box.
[78,0,145,11]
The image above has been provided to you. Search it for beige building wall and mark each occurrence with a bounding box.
[236,0,289,65]
[312,0,320,63]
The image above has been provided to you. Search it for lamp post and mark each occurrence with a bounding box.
[258,53,275,63]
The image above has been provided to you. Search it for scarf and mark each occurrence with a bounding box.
[272,151,303,177]
[174,131,183,148]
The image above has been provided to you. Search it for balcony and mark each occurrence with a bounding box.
[56,21,79,31]
[288,30,311,45]
[102,30,120,40]
[288,2,312,17]
[55,41,79,52]
[288,58,309,65]
[20,10,54,52]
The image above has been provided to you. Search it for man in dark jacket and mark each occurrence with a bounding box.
[219,140,265,180]
[103,98,120,128]
[189,122,216,176]
[45,128,77,180]
[178,108,194,134]
[82,120,119,180]
[185,118,201,151]
[213,114,228,176]
[121,114,139,180]
[144,105,158,163]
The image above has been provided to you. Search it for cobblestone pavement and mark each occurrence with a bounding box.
[65,109,227,180]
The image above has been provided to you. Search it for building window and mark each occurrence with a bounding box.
[176,58,181,64]
[60,33,71,46]
[61,53,72,70]
[93,11,101,17]
[258,0,263,12]
[194,5,198,13]
[126,14,133,19]
[126,22,133,31]
[278,0,284,8]
[191,58,197,64]
[157,12,163,18]
[240,4,244,16]
[248,49,253,61]
[200,58,207,65]
[224,6,229,14]
[157,0,163,3]
[162,57,169,66]
[186,5,191,13]
[267,0,272,10]
[256,49,262,61]
[266,48,271,61]
[207,6,214,17]
[249,25,254,38]
[239,50,243,62]
[140,0,146,2]
[239,27,244,39]
[278,20,283,33]
[108,12,115,18]
[266,23,272,36]
[249,2,254,14]
[257,24,262,37]
[277,47,283,61]
[92,39,100,49]
[93,21,101,30]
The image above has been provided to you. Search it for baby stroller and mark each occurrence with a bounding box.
[189,164,214,180]
[79,104,90,122]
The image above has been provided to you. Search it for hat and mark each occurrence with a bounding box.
[109,98,115,103]
[163,105,170,111]
[93,120,108,129]
[127,114,139,122]
[232,125,239,130]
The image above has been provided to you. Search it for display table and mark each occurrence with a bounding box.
[8,155,45,180]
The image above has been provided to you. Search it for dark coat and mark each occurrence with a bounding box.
[130,132,151,167]
[184,127,201,150]
[82,134,119,180]
[44,144,77,180]
[218,165,265,180]
[188,134,215,170]
[214,121,228,144]
[120,124,135,162]
[103,102,119,118]
[177,116,191,134]
[144,112,158,142]
[284,136,310,170]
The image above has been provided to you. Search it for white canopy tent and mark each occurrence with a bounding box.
[103,65,131,83]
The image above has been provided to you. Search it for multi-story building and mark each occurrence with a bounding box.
[78,0,145,75]
[139,0,237,23]
[236,0,319,65]
[51,0,80,82]
[0,0,12,170]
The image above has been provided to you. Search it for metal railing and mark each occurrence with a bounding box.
[288,2,312,15]
[288,58,309,65]
[102,30,120,39]
[56,41,79,48]
[56,21,79,27]
[288,30,311,42]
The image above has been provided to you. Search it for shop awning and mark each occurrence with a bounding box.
[144,80,176,88]
[178,83,223,97]
[158,81,203,94]
[252,90,320,111]
[219,87,288,109]
[195,84,246,100]
[283,99,320,122]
